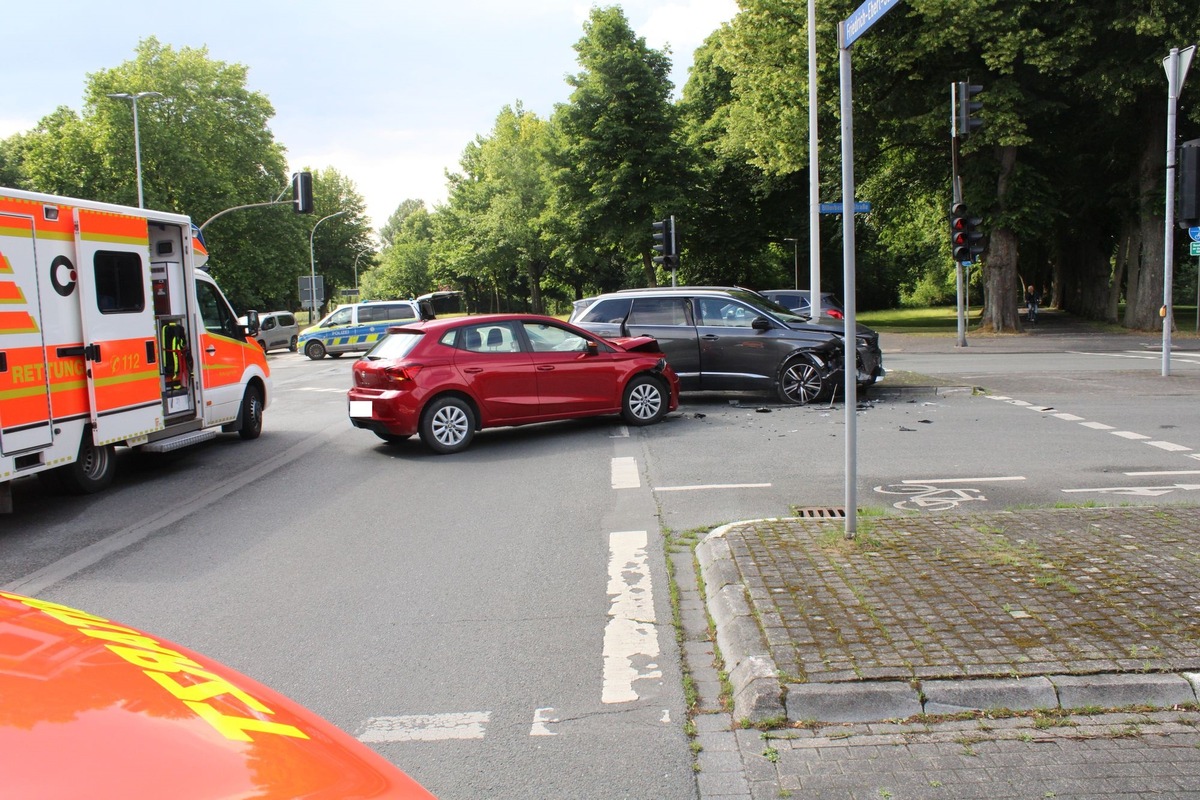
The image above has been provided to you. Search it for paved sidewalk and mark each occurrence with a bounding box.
[678,506,1200,799]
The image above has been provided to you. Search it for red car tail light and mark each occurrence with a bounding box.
[383,364,423,385]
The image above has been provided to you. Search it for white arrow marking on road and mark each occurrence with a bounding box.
[602,530,661,704]
[1062,483,1200,497]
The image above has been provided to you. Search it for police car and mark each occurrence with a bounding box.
[299,300,431,360]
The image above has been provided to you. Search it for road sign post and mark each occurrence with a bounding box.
[839,0,904,539]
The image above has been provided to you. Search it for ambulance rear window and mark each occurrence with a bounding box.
[94,251,145,314]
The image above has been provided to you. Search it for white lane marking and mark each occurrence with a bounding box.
[900,476,1024,484]
[602,531,661,704]
[1148,441,1192,452]
[1124,469,1200,476]
[1111,431,1151,440]
[654,483,771,492]
[1052,413,1085,421]
[1081,421,1115,430]
[610,425,630,438]
[611,457,640,489]
[1008,399,1033,407]
[358,712,490,742]
[530,707,559,736]
[1024,405,1054,412]
[986,395,1011,400]
[297,387,346,393]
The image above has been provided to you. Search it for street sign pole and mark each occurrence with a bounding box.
[837,0,902,539]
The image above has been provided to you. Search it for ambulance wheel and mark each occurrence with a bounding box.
[238,386,264,440]
[289,336,298,352]
[305,340,326,360]
[57,432,116,495]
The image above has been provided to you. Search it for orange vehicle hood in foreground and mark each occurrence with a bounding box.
[0,592,435,799]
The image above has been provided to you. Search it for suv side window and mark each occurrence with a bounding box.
[278,313,296,327]
[628,297,688,326]
[579,298,632,324]
[698,298,757,327]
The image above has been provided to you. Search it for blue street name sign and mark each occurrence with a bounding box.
[844,0,902,48]
[1189,226,1200,242]
[819,202,872,214]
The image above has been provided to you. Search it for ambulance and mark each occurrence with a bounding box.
[0,187,270,512]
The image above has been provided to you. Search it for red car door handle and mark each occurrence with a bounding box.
[463,367,484,374]
[536,365,555,371]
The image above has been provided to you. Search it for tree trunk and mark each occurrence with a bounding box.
[979,145,1022,332]
[641,251,658,287]
[1108,222,1136,323]
[1124,106,1166,330]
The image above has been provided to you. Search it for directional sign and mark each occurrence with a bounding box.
[1191,241,1200,257]
[819,202,872,215]
[1190,226,1200,242]
[843,0,903,48]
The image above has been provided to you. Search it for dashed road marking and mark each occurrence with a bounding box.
[296,387,346,393]
[358,712,490,742]
[1111,431,1151,440]
[611,457,640,489]
[530,707,559,736]
[1080,421,1115,430]
[1148,441,1192,452]
[1052,413,1085,421]
[602,530,661,704]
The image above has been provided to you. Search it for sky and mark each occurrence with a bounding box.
[3,1,739,232]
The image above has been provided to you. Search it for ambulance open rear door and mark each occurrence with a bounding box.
[72,208,165,446]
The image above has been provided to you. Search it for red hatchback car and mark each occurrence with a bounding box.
[347,314,680,453]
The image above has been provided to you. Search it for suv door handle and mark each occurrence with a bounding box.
[701,334,720,340]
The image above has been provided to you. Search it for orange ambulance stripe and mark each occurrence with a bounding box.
[0,281,26,303]
[0,197,75,238]
[0,309,38,334]
[77,209,148,246]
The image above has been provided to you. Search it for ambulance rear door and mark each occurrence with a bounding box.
[72,207,164,446]
[0,211,53,455]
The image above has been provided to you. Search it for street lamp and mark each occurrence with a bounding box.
[352,249,373,293]
[107,91,163,208]
[783,238,799,290]
[309,210,347,320]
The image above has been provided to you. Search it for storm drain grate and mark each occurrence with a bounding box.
[794,506,847,519]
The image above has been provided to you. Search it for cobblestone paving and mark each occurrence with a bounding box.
[724,506,1200,684]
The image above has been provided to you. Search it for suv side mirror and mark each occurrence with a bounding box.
[752,316,772,331]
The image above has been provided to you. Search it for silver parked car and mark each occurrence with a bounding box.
[239,311,299,353]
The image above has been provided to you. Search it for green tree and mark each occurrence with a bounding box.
[551,6,683,288]
[362,204,432,300]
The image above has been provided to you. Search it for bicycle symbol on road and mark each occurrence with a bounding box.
[873,477,1025,512]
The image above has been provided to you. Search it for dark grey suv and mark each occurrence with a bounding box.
[570,287,882,404]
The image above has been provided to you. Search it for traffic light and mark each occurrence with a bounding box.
[652,217,676,269]
[1179,138,1200,228]
[957,82,983,137]
[950,202,983,263]
[293,171,314,214]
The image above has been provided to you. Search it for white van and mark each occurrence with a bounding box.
[239,311,299,353]
[298,300,429,359]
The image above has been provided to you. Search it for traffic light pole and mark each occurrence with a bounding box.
[951,84,967,348]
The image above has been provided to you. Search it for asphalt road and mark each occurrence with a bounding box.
[4,324,1200,798]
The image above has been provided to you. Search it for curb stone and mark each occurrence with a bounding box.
[696,522,785,723]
